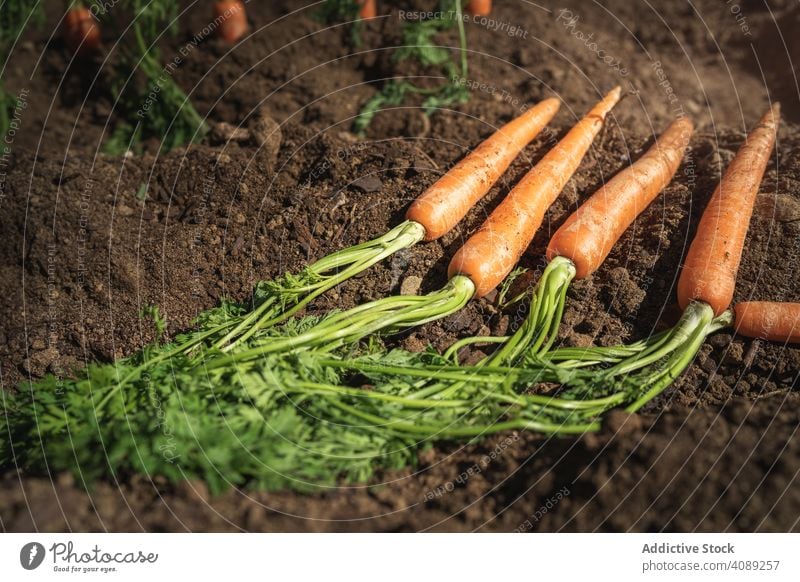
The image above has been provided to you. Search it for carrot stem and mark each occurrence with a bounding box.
[217,220,426,350]
[205,275,476,369]
[487,256,576,364]
[624,305,725,412]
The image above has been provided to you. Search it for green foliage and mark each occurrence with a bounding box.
[140,304,167,339]
[0,0,44,139]
[316,0,364,45]
[0,0,44,52]
[0,271,623,495]
[98,0,207,153]
[135,183,148,201]
[354,0,470,134]
[353,81,419,135]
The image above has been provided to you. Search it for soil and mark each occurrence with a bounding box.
[1,0,799,532]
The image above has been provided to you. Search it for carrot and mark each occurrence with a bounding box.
[358,0,377,19]
[466,0,492,17]
[64,6,101,56]
[547,116,694,279]
[449,87,622,298]
[734,302,800,343]
[406,97,560,241]
[677,103,780,316]
[215,0,248,44]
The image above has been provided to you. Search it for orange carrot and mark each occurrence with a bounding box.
[547,116,693,279]
[466,0,492,16]
[449,87,622,298]
[358,0,377,19]
[677,103,780,315]
[406,97,560,241]
[734,302,800,343]
[215,0,248,44]
[64,7,101,56]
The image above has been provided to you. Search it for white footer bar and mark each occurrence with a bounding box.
[1,533,797,581]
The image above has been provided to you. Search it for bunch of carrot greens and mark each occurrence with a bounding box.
[3,71,797,494]
[0,88,628,492]
[0,269,623,494]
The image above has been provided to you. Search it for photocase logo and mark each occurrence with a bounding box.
[20,542,46,570]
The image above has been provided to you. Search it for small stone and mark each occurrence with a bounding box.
[57,472,75,488]
[210,121,249,143]
[337,131,359,144]
[117,205,134,217]
[249,111,282,166]
[755,192,800,223]
[350,175,383,193]
[400,275,422,296]
[401,335,426,353]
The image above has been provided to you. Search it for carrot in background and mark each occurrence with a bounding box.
[466,0,492,17]
[358,0,377,19]
[64,4,101,56]
[735,302,800,343]
[215,0,248,44]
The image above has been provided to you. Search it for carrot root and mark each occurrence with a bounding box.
[406,98,560,241]
[466,0,492,17]
[734,301,800,343]
[449,87,622,298]
[215,1,248,44]
[64,8,101,56]
[677,103,780,316]
[547,116,694,279]
[358,0,377,19]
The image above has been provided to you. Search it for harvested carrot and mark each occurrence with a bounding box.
[450,86,622,298]
[547,116,694,279]
[466,0,492,17]
[494,116,693,361]
[64,6,101,56]
[677,103,780,316]
[358,0,377,19]
[407,98,560,241]
[215,0,248,44]
[735,302,800,343]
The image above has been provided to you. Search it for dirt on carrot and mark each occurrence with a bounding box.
[1,0,799,532]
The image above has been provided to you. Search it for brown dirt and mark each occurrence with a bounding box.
[1,0,798,532]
